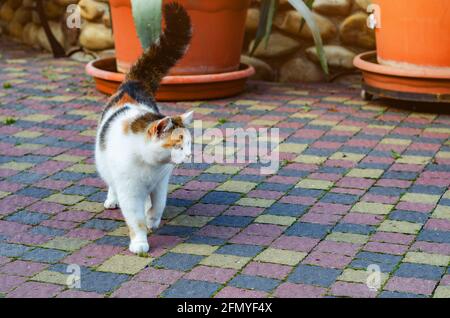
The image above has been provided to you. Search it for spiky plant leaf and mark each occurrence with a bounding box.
[288,0,329,74]
[131,0,162,49]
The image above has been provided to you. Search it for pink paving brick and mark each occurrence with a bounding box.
[410,241,450,256]
[112,281,168,298]
[196,225,241,239]
[396,201,435,213]
[223,206,264,217]
[341,213,384,225]
[56,290,104,298]
[303,251,353,269]
[424,219,450,231]
[215,286,268,298]
[240,224,285,238]
[229,233,275,246]
[6,282,64,298]
[186,203,228,217]
[135,268,184,285]
[370,232,415,245]
[310,202,350,215]
[66,228,105,240]
[184,266,236,283]
[279,195,317,205]
[336,177,375,189]
[300,212,342,225]
[271,236,319,253]
[0,260,48,277]
[184,181,219,191]
[0,274,27,293]
[314,241,361,257]
[330,281,377,298]
[27,201,66,214]
[384,277,437,296]
[0,220,30,236]
[62,244,124,267]
[363,242,409,255]
[273,282,326,298]
[7,232,52,245]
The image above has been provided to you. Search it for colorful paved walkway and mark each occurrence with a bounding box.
[0,38,450,298]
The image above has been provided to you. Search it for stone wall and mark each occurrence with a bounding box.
[244,0,374,82]
[0,0,374,82]
[0,0,114,61]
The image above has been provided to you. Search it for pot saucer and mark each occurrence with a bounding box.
[354,51,450,103]
[85,57,255,101]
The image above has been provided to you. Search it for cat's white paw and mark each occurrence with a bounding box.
[103,198,118,209]
[146,217,161,232]
[129,240,149,254]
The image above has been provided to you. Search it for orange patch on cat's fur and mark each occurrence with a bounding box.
[122,120,131,134]
[115,93,136,108]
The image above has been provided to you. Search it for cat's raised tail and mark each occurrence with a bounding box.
[126,2,192,97]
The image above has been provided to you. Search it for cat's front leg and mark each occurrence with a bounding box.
[104,187,119,209]
[147,174,170,231]
[117,188,149,254]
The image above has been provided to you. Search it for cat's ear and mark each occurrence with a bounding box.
[181,111,194,126]
[148,117,173,137]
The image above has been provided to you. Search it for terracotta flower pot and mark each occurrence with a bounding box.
[109,0,251,75]
[372,0,450,71]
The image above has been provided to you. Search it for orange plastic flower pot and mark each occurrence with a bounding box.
[109,0,251,75]
[372,0,450,71]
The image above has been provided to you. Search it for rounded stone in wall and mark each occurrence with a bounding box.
[274,10,336,41]
[305,45,356,69]
[340,12,375,49]
[249,31,301,59]
[313,0,352,16]
[280,56,325,83]
[355,0,371,11]
[79,22,114,51]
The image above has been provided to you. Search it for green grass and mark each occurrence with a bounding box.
[390,150,402,160]
[4,117,16,125]
[3,82,12,89]
[218,118,228,125]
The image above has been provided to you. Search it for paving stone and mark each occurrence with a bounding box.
[162,279,221,298]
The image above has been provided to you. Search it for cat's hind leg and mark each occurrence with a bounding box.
[104,187,119,209]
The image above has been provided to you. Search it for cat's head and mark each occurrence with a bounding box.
[144,111,193,165]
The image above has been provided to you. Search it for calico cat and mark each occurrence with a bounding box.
[95,3,193,254]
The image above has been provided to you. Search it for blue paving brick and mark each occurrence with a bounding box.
[201,191,242,205]
[394,263,445,281]
[285,222,331,239]
[95,235,129,247]
[417,230,450,244]
[349,259,397,273]
[79,267,129,293]
[265,203,307,217]
[29,226,66,237]
[389,210,429,224]
[320,193,359,205]
[378,291,427,298]
[162,279,221,298]
[232,174,266,183]
[0,242,31,257]
[216,244,263,257]
[21,248,68,263]
[156,226,196,237]
[197,174,229,183]
[409,185,446,195]
[256,183,292,192]
[82,219,122,231]
[169,175,192,185]
[8,172,45,184]
[382,171,418,181]
[289,265,341,287]
[16,187,55,199]
[278,169,309,178]
[63,185,98,196]
[166,198,194,207]
[5,211,50,225]
[87,191,106,203]
[368,187,406,197]
[209,216,253,228]
[185,236,226,246]
[152,253,203,271]
[288,188,324,198]
[229,274,279,292]
[333,223,375,235]
[355,252,402,265]
[51,171,85,181]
